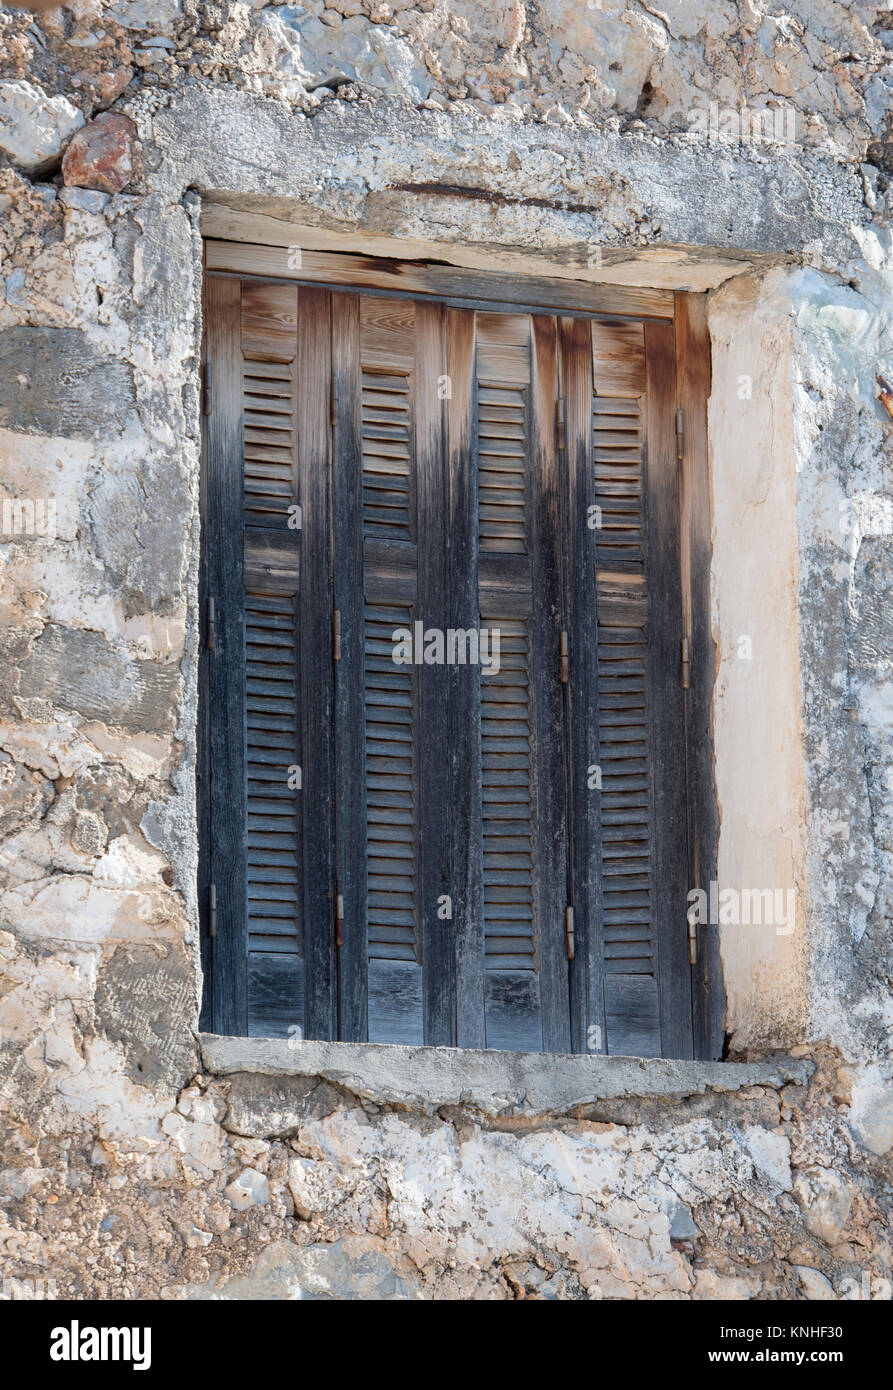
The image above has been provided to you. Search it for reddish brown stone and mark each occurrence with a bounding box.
[96,69,135,109]
[62,112,136,195]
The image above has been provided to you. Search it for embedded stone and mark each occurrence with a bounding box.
[224,1072,339,1139]
[849,1074,893,1156]
[793,1169,856,1246]
[795,1267,837,1301]
[95,943,198,1093]
[71,809,107,857]
[62,113,137,195]
[18,625,179,736]
[745,1127,793,1193]
[0,80,83,175]
[224,1168,271,1210]
[0,328,136,440]
[205,1237,420,1299]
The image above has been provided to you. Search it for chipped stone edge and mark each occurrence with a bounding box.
[200,1034,812,1116]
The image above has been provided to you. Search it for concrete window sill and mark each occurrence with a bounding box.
[200,1034,811,1117]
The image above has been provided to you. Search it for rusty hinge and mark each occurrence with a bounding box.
[675,407,684,464]
[335,893,344,948]
[681,636,691,690]
[207,596,216,651]
[687,903,698,966]
[209,883,217,939]
[556,397,565,449]
[565,906,575,960]
[333,609,342,661]
[560,630,569,683]
[202,361,212,416]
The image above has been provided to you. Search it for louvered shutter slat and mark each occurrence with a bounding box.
[364,602,419,970]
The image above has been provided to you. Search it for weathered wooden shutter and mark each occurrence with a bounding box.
[450,311,570,1052]
[204,279,335,1039]
[559,317,693,1058]
[332,295,451,1045]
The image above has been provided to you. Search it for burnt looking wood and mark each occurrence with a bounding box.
[199,255,715,1058]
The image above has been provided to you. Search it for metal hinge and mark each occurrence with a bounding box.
[202,361,212,416]
[681,636,691,690]
[560,630,570,683]
[209,883,217,939]
[333,609,342,661]
[565,906,575,960]
[207,596,216,651]
[687,903,698,966]
[335,893,344,948]
[675,407,684,464]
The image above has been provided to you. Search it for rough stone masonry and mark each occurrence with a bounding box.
[0,0,892,1299]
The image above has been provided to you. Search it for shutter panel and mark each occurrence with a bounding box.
[593,377,657,1054]
[560,317,692,1057]
[335,296,426,1044]
[461,312,570,1052]
[205,280,337,1039]
[476,314,537,1048]
[334,296,451,1046]
[205,280,307,1037]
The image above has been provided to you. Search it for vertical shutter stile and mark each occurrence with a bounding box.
[416,301,452,1045]
[559,315,606,1055]
[675,294,722,1060]
[333,292,367,1041]
[206,276,249,1036]
[296,285,337,1040]
[529,315,571,1054]
[448,307,485,1048]
[643,321,693,1059]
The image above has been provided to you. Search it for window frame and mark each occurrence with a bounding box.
[197,242,722,1061]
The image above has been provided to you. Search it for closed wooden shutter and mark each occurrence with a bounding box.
[332,295,451,1045]
[559,317,692,1057]
[202,265,697,1058]
[450,312,570,1051]
[204,279,336,1039]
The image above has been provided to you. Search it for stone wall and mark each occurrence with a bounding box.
[0,0,891,1299]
